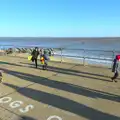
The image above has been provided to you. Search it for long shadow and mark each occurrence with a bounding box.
[0,61,26,67]
[0,61,36,69]
[4,83,120,120]
[49,66,110,78]
[19,62,111,82]
[48,68,110,82]
[21,62,110,78]
[20,116,36,120]
[0,57,112,80]
[0,60,111,82]
[1,68,120,103]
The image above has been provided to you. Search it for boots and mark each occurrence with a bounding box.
[42,64,47,70]
[111,77,117,82]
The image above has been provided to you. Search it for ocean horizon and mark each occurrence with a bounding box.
[0,37,120,51]
[0,37,120,67]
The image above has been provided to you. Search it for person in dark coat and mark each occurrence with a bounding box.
[31,47,39,68]
[111,55,120,82]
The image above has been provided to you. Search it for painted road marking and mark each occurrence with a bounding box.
[47,115,62,120]
[0,97,63,120]
[0,96,34,113]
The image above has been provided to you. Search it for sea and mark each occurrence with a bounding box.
[0,37,120,67]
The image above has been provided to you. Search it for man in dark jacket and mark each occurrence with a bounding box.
[31,47,39,68]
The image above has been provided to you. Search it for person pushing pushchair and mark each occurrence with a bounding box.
[40,50,50,70]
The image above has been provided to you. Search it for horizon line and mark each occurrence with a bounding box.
[0,36,120,38]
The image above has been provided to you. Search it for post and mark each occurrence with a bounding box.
[13,46,15,56]
[83,49,85,66]
[112,50,115,59]
[61,48,62,63]
[111,50,115,68]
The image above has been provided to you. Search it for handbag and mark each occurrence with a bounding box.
[31,56,35,62]
[28,55,32,61]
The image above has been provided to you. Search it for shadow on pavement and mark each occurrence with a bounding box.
[21,62,110,79]
[4,83,120,120]
[1,67,120,102]
[0,60,112,82]
[20,116,36,120]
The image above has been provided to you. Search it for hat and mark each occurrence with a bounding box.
[116,55,120,60]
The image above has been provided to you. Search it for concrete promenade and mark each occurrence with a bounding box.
[0,56,120,120]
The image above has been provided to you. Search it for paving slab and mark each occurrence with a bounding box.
[0,105,22,120]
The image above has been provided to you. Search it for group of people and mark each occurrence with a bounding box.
[30,47,120,82]
[31,47,50,70]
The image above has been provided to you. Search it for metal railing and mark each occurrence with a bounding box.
[0,45,120,68]
[52,48,120,68]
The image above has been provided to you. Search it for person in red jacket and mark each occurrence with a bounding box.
[111,55,120,82]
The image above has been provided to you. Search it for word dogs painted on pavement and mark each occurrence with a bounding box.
[0,97,63,120]
[0,96,34,113]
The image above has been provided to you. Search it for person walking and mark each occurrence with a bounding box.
[40,50,49,70]
[111,55,120,82]
[31,47,39,68]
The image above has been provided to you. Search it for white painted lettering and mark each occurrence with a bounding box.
[9,101,23,108]
[19,105,34,113]
[0,97,34,113]
[47,115,62,120]
[0,97,12,103]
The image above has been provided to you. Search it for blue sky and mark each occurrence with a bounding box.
[0,0,120,37]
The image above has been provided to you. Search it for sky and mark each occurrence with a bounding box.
[0,0,120,37]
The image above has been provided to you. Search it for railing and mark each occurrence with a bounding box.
[0,45,120,68]
[52,48,120,68]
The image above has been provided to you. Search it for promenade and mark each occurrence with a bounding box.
[0,55,120,120]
